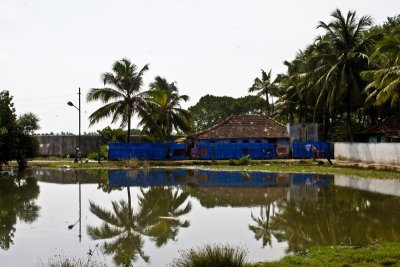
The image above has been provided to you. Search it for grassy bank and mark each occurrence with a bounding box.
[19,158,400,180]
[253,243,400,267]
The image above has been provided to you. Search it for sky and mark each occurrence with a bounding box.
[1,0,399,134]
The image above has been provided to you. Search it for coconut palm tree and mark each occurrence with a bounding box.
[248,69,277,116]
[362,35,400,108]
[87,58,149,142]
[139,76,190,141]
[315,9,375,141]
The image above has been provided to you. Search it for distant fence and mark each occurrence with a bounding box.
[292,142,332,159]
[334,142,400,165]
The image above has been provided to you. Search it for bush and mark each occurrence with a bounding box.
[229,156,251,166]
[87,145,108,161]
[171,244,248,267]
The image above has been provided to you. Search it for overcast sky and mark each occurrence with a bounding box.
[1,0,399,134]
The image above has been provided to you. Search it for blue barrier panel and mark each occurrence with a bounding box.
[108,142,186,160]
[194,142,277,160]
[292,142,331,159]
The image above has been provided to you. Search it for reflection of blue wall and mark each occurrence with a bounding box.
[108,170,333,188]
[292,173,332,186]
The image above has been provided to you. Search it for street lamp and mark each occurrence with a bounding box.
[67,88,81,162]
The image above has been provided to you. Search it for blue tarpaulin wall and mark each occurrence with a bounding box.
[292,142,332,159]
[108,142,186,160]
[194,142,277,160]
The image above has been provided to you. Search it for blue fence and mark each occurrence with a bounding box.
[193,142,277,160]
[292,142,332,159]
[108,141,332,160]
[108,142,186,160]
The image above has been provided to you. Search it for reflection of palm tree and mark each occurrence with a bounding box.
[249,204,273,247]
[269,186,400,253]
[87,199,149,266]
[0,174,40,250]
[138,187,192,247]
[88,185,192,265]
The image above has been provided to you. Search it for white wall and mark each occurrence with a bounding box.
[334,142,400,165]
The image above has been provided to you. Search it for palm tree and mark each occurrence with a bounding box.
[315,9,374,141]
[87,58,149,142]
[139,76,190,141]
[362,35,400,108]
[248,70,277,116]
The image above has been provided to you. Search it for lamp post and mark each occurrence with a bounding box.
[67,88,81,162]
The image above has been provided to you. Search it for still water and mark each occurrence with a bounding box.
[0,168,399,266]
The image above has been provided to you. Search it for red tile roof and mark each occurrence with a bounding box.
[364,115,400,138]
[191,115,288,140]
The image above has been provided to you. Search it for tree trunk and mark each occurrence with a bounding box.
[265,92,269,116]
[346,95,354,142]
[127,117,131,143]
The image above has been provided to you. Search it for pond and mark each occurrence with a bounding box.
[0,168,400,266]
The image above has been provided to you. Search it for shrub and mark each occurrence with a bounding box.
[229,156,251,166]
[87,145,108,161]
[171,244,248,267]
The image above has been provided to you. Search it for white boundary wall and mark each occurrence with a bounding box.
[334,142,400,165]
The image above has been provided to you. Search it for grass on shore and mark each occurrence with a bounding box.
[18,158,400,180]
[253,243,400,267]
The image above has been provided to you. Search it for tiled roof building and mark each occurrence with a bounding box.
[364,115,400,142]
[191,115,288,140]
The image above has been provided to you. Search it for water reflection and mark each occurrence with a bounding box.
[269,187,400,252]
[0,173,40,250]
[88,172,192,266]
[2,168,399,266]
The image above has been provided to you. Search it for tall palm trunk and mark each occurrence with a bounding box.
[346,87,354,142]
[127,117,131,143]
[265,92,270,116]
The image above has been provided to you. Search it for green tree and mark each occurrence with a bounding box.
[97,126,129,142]
[248,69,277,116]
[87,58,149,143]
[15,113,40,170]
[188,95,264,132]
[139,76,190,141]
[0,91,17,170]
[315,9,375,141]
[362,35,400,108]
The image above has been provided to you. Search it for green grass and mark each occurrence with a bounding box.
[171,244,250,267]
[253,243,400,267]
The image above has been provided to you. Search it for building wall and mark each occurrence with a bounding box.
[287,123,319,143]
[36,135,107,157]
[334,142,400,165]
